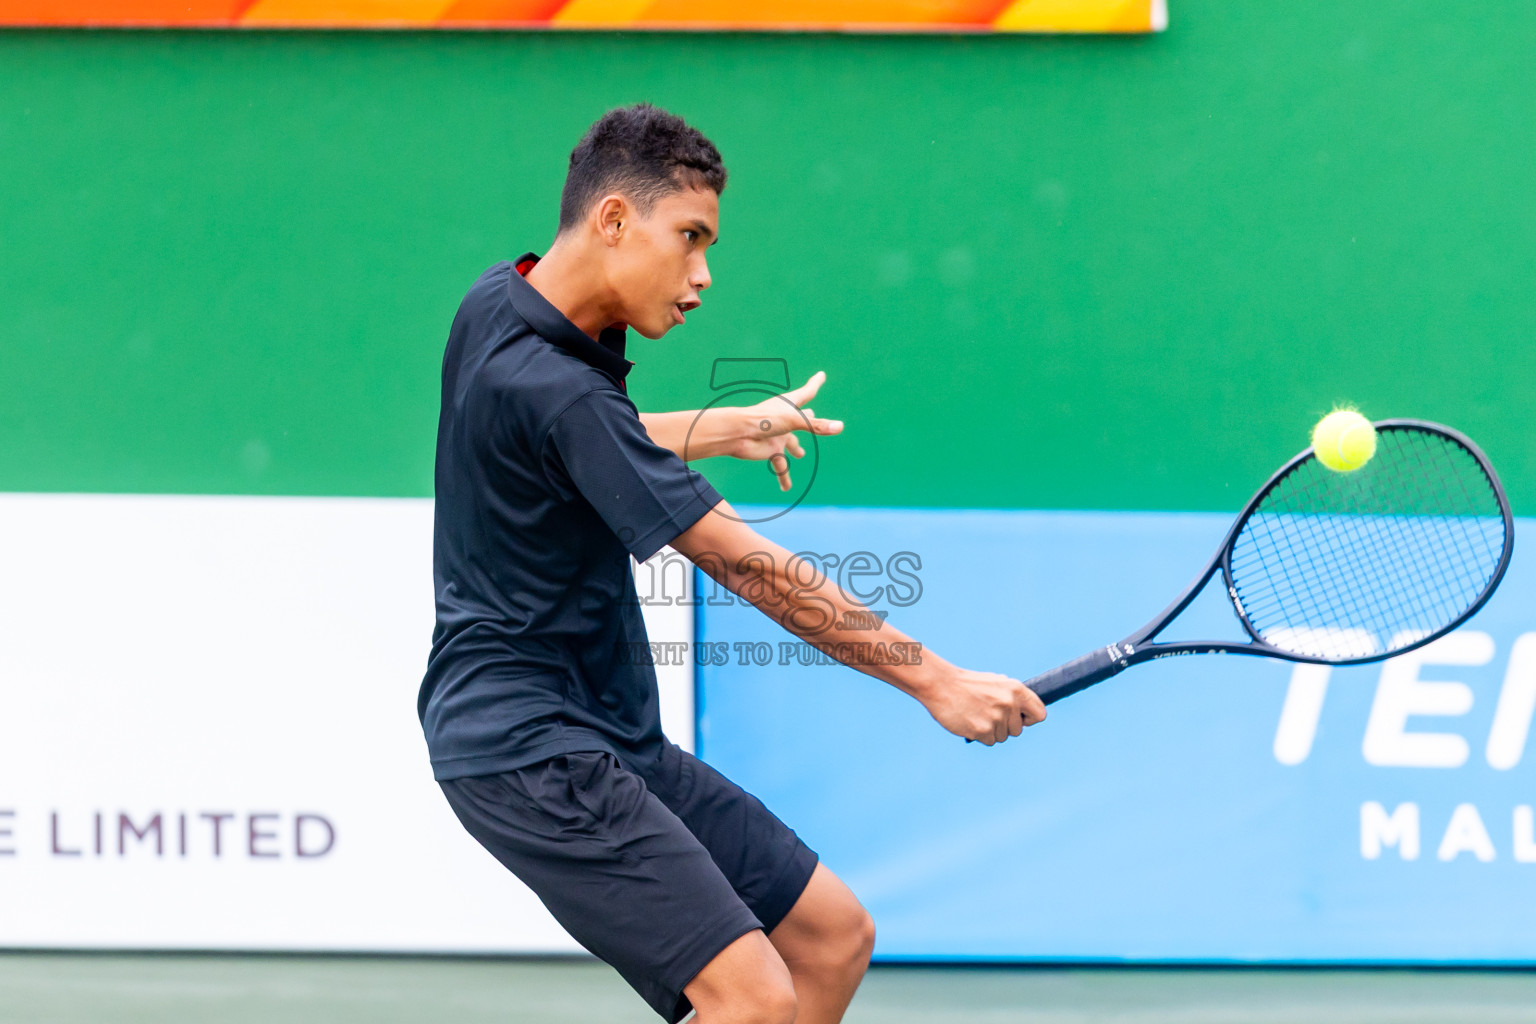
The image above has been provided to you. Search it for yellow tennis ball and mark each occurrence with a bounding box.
[1312,409,1377,472]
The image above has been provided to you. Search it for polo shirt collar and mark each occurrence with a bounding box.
[506,252,634,386]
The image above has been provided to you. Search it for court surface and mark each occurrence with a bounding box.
[4,954,1536,1023]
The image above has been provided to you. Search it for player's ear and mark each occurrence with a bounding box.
[595,194,627,247]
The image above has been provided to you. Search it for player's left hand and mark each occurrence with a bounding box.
[730,371,844,491]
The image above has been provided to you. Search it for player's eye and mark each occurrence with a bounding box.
[683,230,699,244]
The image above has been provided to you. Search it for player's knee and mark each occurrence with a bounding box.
[687,931,798,1024]
[695,970,796,1024]
[754,975,799,1024]
[839,905,876,978]
[805,901,875,983]
[853,906,876,967]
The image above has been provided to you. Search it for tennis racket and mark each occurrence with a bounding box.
[1023,419,1514,706]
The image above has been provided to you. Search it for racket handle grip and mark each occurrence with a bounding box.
[963,643,1134,742]
[1025,644,1132,705]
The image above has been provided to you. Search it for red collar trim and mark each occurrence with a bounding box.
[506,253,633,388]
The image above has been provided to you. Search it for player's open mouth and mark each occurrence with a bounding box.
[672,304,686,325]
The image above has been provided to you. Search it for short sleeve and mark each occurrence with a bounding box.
[542,387,725,562]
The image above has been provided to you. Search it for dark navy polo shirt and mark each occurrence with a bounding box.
[419,255,723,781]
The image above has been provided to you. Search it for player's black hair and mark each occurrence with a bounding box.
[558,104,727,232]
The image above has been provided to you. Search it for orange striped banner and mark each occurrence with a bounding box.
[0,0,1165,30]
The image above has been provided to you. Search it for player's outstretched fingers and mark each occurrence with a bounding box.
[796,407,846,437]
[783,370,826,410]
[769,451,792,491]
[811,416,844,435]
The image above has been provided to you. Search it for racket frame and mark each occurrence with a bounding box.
[1027,419,1514,704]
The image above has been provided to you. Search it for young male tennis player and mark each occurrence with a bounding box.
[419,103,1045,1024]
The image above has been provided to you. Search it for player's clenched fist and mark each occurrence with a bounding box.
[920,667,1045,745]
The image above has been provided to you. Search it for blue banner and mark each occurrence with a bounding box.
[695,508,1535,962]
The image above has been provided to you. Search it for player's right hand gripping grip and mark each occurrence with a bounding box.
[1025,644,1132,705]
[966,643,1132,742]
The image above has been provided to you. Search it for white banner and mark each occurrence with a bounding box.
[0,493,694,951]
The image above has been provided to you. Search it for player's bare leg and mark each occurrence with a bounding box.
[685,929,798,1024]
[767,864,876,1024]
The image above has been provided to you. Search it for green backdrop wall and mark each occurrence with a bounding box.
[2,3,1533,512]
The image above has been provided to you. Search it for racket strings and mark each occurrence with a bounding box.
[1237,476,1499,656]
[1234,445,1500,656]
[1238,519,1465,657]
[1228,426,1505,660]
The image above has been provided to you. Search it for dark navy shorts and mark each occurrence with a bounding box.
[439,739,819,1022]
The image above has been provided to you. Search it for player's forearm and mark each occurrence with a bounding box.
[673,500,1042,743]
[639,409,746,462]
[676,512,947,701]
